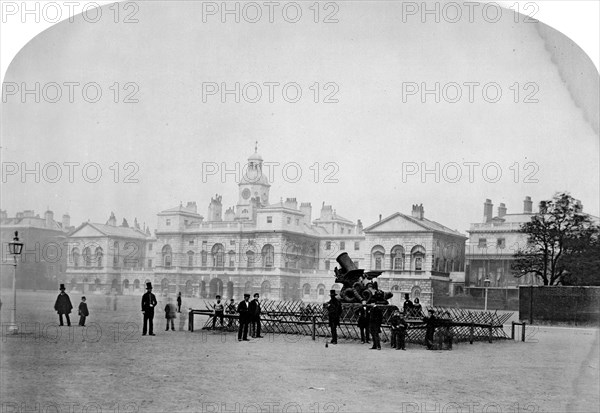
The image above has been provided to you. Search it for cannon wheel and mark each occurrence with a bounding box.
[341,288,357,302]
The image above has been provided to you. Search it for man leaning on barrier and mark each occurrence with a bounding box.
[212,295,225,330]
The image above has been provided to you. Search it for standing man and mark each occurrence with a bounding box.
[177,292,182,313]
[212,295,225,330]
[327,290,342,345]
[54,284,73,326]
[369,303,383,350]
[390,310,408,350]
[424,309,437,349]
[403,294,413,316]
[237,293,251,341]
[226,298,236,329]
[164,297,177,331]
[78,296,89,327]
[355,300,370,344]
[249,293,263,338]
[141,282,157,336]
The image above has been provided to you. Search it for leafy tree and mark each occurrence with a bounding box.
[512,193,600,286]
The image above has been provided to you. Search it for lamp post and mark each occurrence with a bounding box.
[483,277,491,312]
[7,231,24,334]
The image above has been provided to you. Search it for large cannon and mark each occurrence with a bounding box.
[333,253,393,304]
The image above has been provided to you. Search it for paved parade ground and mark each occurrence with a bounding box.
[1,291,598,413]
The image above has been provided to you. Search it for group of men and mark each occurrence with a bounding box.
[208,293,262,341]
[328,290,408,350]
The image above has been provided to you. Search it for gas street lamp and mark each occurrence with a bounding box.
[483,277,491,312]
[7,231,24,334]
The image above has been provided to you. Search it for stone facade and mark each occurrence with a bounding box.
[64,150,468,307]
[65,213,154,294]
[0,209,72,290]
[465,197,542,293]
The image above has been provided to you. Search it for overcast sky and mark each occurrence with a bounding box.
[2,1,598,234]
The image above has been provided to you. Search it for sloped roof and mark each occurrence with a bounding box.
[313,212,353,224]
[70,222,149,239]
[363,212,465,237]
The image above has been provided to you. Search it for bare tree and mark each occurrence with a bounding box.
[512,193,599,286]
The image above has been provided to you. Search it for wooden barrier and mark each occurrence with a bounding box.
[187,301,512,346]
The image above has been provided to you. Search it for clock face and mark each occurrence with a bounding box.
[242,188,251,200]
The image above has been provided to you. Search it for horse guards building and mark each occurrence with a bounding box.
[52,149,471,307]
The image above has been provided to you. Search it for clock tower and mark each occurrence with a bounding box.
[236,143,270,220]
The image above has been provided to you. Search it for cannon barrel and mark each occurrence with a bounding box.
[336,252,358,274]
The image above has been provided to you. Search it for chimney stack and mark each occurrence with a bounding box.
[411,204,424,220]
[523,196,533,213]
[45,210,54,228]
[186,201,198,213]
[483,199,493,223]
[300,202,312,225]
[357,219,363,234]
[498,203,507,218]
[62,214,71,229]
[379,214,382,221]
[284,198,298,210]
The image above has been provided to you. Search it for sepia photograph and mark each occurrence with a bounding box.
[1,1,599,412]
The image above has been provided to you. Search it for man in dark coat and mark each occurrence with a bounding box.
[54,284,73,326]
[327,290,342,344]
[249,293,263,338]
[390,311,408,350]
[141,282,158,336]
[177,292,182,313]
[237,294,251,341]
[403,293,414,316]
[424,309,437,349]
[355,300,370,344]
[369,303,383,350]
[78,296,89,326]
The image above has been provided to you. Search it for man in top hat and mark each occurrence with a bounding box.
[54,284,73,326]
[403,293,414,316]
[237,293,251,341]
[327,290,343,344]
[141,282,158,336]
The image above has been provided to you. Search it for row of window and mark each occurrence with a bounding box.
[478,238,506,248]
[324,241,360,251]
[161,246,276,268]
